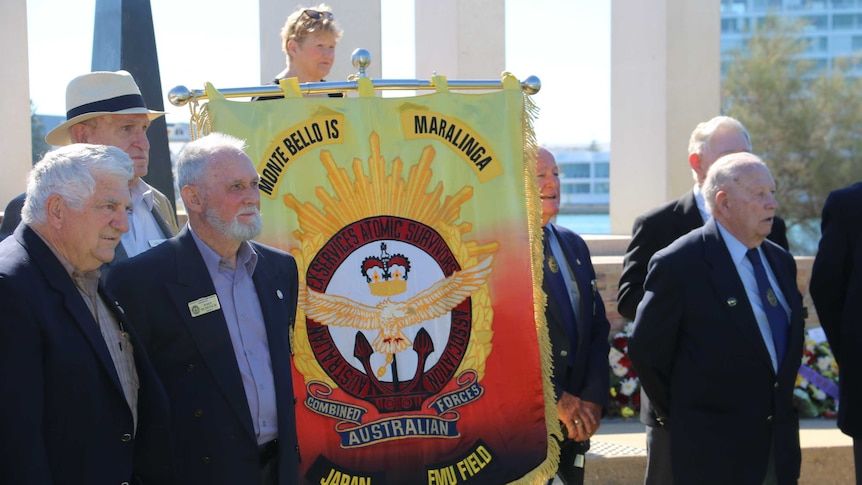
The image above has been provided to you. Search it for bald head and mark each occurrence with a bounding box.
[704,152,778,248]
[688,116,752,186]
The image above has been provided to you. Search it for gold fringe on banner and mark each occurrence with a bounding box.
[512,84,562,485]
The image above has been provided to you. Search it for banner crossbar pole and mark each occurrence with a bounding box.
[168,76,541,107]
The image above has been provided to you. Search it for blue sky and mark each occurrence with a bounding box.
[25,0,609,146]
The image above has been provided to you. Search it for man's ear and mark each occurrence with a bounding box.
[69,123,89,143]
[181,185,203,213]
[44,194,66,228]
[714,190,730,213]
[688,152,701,171]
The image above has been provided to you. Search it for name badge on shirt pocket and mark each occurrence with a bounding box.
[188,295,221,317]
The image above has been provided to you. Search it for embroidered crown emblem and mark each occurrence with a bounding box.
[361,242,411,297]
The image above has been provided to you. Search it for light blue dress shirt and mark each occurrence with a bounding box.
[716,221,790,373]
[190,226,279,445]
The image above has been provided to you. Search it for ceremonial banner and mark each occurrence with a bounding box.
[198,74,558,484]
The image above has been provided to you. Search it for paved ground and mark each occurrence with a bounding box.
[589,418,851,458]
[569,418,855,485]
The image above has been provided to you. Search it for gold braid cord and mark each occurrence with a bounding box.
[187,96,212,141]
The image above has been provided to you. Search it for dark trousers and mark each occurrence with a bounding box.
[855,438,862,485]
[644,424,672,485]
[549,439,589,485]
[259,439,279,485]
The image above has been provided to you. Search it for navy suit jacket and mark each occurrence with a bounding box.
[810,181,862,437]
[617,190,789,427]
[629,218,804,485]
[0,224,172,484]
[544,223,611,410]
[618,189,788,322]
[107,227,300,485]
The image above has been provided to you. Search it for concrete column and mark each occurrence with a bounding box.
[414,0,504,80]
[610,0,720,234]
[1,0,33,208]
[259,0,382,84]
[93,0,175,208]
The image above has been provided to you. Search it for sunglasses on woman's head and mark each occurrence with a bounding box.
[302,9,334,20]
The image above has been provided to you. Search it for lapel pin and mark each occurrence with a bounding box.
[276,289,284,300]
[115,302,125,314]
[727,297,738,307]
[576,259,582,265]
[548,256,560,273]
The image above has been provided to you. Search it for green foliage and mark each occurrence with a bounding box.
[722,15,862,254]
[30,101,50,165]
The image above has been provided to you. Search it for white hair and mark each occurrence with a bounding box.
[702,152,767,213]
[176,132,248,190]
[22,144,133,225]
[688,116,751,157]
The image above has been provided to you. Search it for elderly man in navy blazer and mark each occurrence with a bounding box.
[536,147,610,485]
[0,144,171,484]
[629,152,804,485]
[810,181,862,485]
[107,132,300,485]
[617,115,789,485]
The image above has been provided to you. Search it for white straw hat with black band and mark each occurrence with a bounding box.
[45,70,165,146]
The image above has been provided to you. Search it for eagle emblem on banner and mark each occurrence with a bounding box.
[287,134,498,422]
[302,250,493,356]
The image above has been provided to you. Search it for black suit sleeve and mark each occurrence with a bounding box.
[617,214,654,321]
[810,192,856,363]
[0,278,54,483]
[0,194,25,240]
[627,251,681,420]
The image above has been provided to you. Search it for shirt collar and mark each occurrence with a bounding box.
[715,220,752,265]
[188,224,258,277]
[129,178,154,211]
[693,184,711,223]
[29,224,102,284]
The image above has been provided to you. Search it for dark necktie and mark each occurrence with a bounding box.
[542,226,578,364]
[746,248,789,366]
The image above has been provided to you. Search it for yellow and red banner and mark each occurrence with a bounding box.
[200,74,558,484]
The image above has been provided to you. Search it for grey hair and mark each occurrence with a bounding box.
[702,152,767,213]
[176,132,248,190]
[22,144,133,225]
[688,116,751,157]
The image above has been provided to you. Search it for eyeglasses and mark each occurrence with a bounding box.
[302,9,334,21]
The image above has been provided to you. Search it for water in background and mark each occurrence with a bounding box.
[554,213,611,235]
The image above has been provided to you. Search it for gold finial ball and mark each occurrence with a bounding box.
[352,48,372,71]
[168,85,192,107]
[522,75,541,95]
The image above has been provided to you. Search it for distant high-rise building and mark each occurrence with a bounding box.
[547,145,610,213]
[721,0,862,76]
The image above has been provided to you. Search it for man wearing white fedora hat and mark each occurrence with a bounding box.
[1,70,179,269]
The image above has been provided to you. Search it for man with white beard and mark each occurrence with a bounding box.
[107,132,301,485]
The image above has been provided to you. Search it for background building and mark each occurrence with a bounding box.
[547,144,610,214]
[721,0,862,76]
